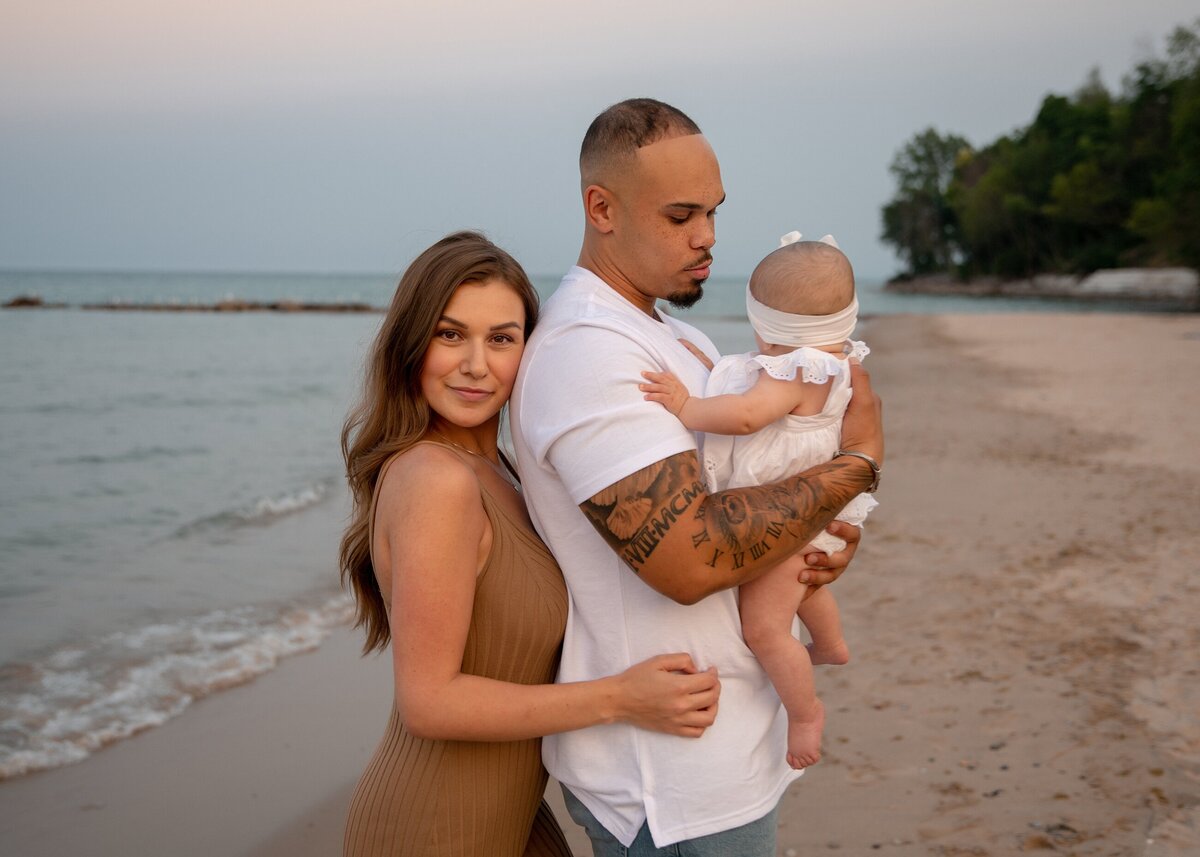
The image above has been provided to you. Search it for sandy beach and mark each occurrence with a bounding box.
[1,312,1197,856]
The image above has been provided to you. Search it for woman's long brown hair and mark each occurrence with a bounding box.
[339,231,538,653]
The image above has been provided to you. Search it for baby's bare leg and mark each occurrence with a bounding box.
[798,586,850,666]
[740,562,824,769]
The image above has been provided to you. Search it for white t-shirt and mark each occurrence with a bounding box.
[511,266,801,848]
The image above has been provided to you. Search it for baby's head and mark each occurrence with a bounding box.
[747,239,857,354]
[749,240,855,317]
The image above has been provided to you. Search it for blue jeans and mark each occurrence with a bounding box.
[560,785,779,857]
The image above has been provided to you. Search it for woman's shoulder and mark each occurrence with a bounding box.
[377,443,483,517]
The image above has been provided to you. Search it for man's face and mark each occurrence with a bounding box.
[610,134,725,308]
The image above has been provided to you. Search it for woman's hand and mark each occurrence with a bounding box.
[612,653,720,738]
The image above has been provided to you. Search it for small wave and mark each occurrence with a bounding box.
[19,401,116,416]
[0,593,353,780]
[172,481,334,538]
[57,445,209,466]
[243,484,329,519]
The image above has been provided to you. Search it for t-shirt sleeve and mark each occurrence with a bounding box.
[518,324,699,505]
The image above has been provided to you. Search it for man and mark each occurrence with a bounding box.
[511,98,883,855]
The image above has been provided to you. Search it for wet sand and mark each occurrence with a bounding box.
[1,313,1196,856]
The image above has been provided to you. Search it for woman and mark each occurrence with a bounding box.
[340,232,721,856]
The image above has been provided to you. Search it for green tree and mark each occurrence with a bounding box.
[884,18,1200,281]
[1126,18,1200,267]
[951,140,1045,277]
[880,128,971,275]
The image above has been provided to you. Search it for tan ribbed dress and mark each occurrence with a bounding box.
[343,451,573,857]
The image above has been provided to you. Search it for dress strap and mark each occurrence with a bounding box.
[366,451,407,572]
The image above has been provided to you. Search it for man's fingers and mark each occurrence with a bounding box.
[798,569,838,586]
[848,359,872,390]
[806,522,860,569]
[826,520,861,543]
[847,361,881,416]
[844,361,884,463]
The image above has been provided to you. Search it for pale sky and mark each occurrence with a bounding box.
[1,1,1195,279]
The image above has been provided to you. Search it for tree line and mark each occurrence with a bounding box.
[882,18,1200,280]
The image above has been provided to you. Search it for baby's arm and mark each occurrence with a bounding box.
[640,369,808,435]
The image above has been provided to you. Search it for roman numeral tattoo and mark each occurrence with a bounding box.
[579,450,870,578]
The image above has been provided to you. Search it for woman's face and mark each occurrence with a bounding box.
[420,278,527,430]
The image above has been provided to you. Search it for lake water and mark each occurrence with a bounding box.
[0,268,1174,779]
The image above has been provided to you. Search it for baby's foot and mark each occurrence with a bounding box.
[807,638,850,666]
[786,699,825,769]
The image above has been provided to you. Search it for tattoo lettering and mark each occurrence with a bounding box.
[580,453,706,573]
[695,458,867,571]
[580,451,870,578]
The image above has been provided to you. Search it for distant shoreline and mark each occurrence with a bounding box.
[2,295,383,313]
[885,266,1200,309]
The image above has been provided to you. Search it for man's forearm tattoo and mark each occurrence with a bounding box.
[581,451,869,575]
[580,453,706,572]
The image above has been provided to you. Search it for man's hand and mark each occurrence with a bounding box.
[840,361,883,466]
[799,520,860,586]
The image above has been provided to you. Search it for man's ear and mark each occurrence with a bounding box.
[583,184,617,234]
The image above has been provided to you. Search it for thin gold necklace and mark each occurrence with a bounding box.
[431,431,521,490]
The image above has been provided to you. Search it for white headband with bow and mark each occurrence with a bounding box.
[745,231,858,347]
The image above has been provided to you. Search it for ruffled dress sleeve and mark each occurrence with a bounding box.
[749,340,869,384]
[699,342,870,494]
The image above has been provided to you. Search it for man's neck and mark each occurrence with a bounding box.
[576,248,656,316]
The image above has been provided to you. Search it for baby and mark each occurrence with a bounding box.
[640,232,877,769]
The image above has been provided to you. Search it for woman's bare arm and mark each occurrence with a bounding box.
[377,446,720,742]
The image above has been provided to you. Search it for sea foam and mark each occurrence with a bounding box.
[171,481,333,538]
[0,593,353,780]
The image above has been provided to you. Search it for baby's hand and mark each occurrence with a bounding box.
[640,370,690,417]
[677,338,714,371]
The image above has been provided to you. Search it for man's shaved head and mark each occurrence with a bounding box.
[580,98,702,188]
[750,241,856,315]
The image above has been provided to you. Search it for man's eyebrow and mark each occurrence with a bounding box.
[438,314,522,332]
[664,194,727,211]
